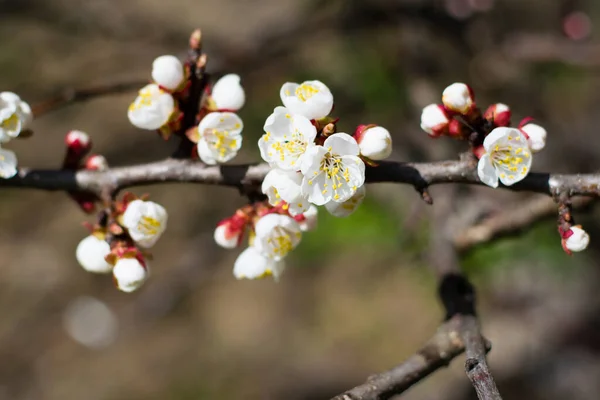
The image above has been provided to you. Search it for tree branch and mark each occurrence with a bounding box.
[2,157,600,199]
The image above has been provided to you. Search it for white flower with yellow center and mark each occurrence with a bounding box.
[477,127,532,188]
[0,147,18,179]
[325,184,366,217]
[233,245,286,281]
[121,199,168,248]
[280,80,333,120]
[127,84,175,130]
[254,213,302,261]
[261,168,309,216]
[211,74,245,111]
[0,92,32,142]
[300,133,365,205]
[113,257,148,293]
[151,55,185,91]
[75,235,113,274]
[197,111,243,165]
[259,107,317,170]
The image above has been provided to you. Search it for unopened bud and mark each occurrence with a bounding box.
[211,74,245,111]
[65,130,92,156]
[565,226,589,252]
[442,83,475,114]
[420,104,449,137]
[152,55,185,91]
[76,235,112,274]
[355,125,392,160]
[214,218,244,249]
[113,255,148,293]
[519,122,546,153]
[85,154,109,171]
[484,103,511,127]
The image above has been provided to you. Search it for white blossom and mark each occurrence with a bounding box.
[297,205,318,232]
[565,226,590,252]
[0,147,17,179]
[151,55,185,91]
[477,127,532,188]
[442,83,474,114]
[127,84,175,130]
[0,91,32,142]
[197,111,243,165]
[75,235,113,274]
[261,168,309,216]
[520,122,547,153]
[214,224,241,249]
[113,257,148,293]
[122,199,168,248]
[325,184,366,217]
[233,245,285,281]
[420,104,450,137]
[211,74,245,111]
[259,107,317,170]
[300,133,365,205]
[280,80,333,120]
[254,213,302,261]
[356,126,392,160]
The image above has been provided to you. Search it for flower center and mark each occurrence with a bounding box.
[204,128,238,158]
[295,84,319,102]
[137,216,161,235]
[269,128,307,165]
[312,148,353,200]
[265,227,294,257]
[1,113,19,132]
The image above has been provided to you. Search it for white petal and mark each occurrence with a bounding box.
[301,172,331,206]
[212,74,245,111]
[75,235,113,274]
[0,148,17,178]
[477,154,498,188]
[420,104,449,136]
[565,227,590,252]
[151,55,185,91]
[233,246,285,280]
[325,185,366,217]
[441,82,473,114]
[113,258,147,292]
[521,123,547,153]
[324,133,360,156]
[197,139,217,165]
[280,80,333,120]
[483,127,516,151]
[127,84,175,130]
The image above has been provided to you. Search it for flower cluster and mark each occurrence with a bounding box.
[0,92,32,178]
[127,54,246,165]
[214,202,318,280]
[420,82,547,188]
[76,193,168,292]
[212,80,393,280]
[259,80,392,214]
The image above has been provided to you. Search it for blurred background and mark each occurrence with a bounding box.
[1,0,600,399]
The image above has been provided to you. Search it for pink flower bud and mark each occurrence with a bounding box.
[441,83,475,114]
[65,130,92,157]
[214,217,245,249]
[420,104,449,137]
[85,154,109,171]
[484,103,511,127]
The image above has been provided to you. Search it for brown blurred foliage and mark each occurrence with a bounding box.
[2,0,600,399]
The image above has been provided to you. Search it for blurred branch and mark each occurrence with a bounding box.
[31,80,147,117]
[454,196,593,251]
[505,34,600,66]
